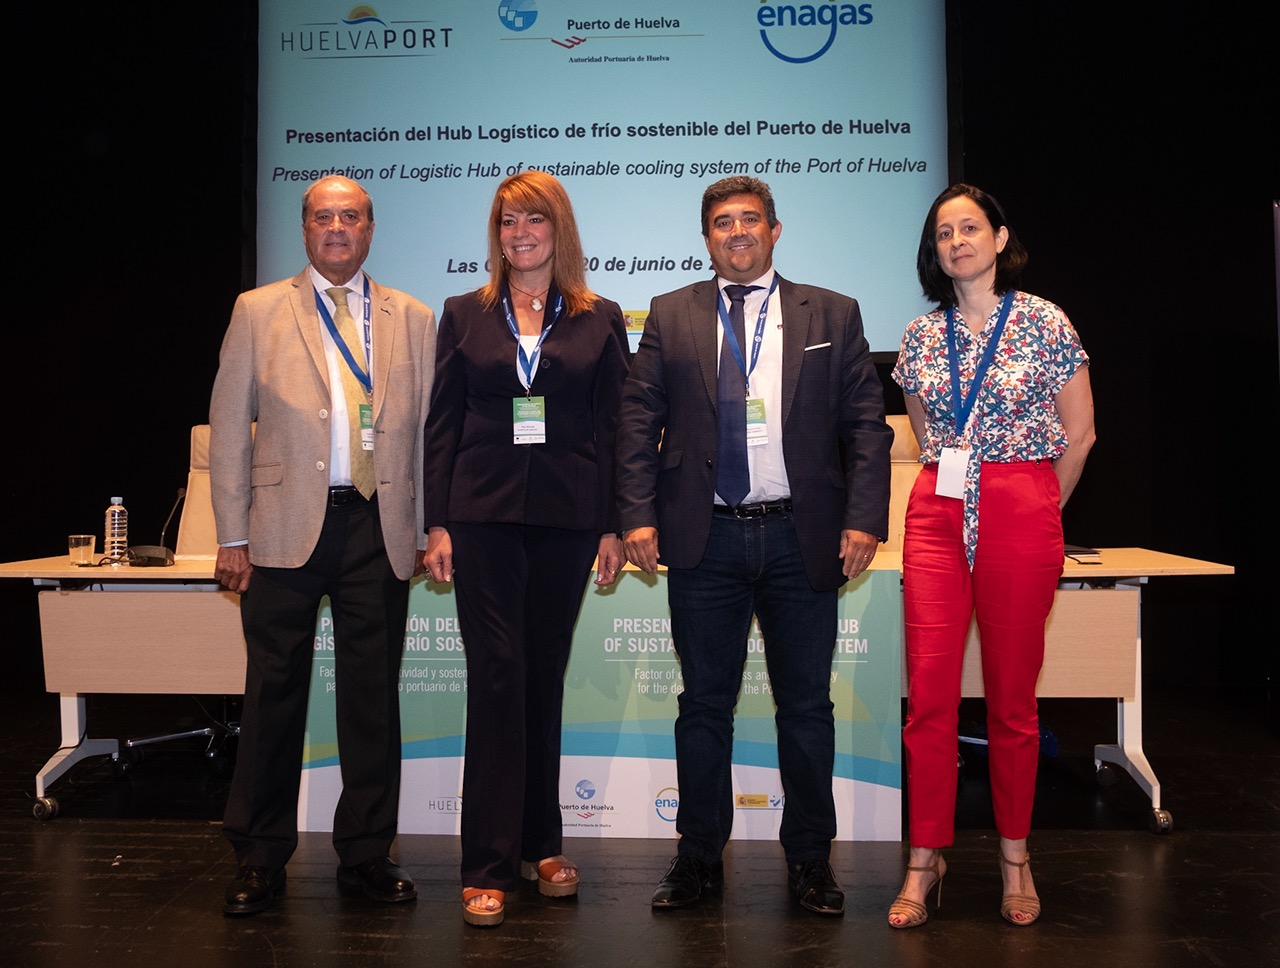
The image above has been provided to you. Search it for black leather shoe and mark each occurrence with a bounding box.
[337,856,417,902]
[789,860,844,916]
[223,865,285,916]
[651,854,724,909]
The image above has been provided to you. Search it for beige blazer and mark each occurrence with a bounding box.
[209,269,436,580]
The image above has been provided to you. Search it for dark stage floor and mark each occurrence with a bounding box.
[0,671,1276,967]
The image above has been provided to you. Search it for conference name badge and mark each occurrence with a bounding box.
[936,446,968,499]
[746,398,768,446]
[359,403,374,451]
[513,396,546,445]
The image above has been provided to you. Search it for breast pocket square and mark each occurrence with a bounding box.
[804,342,832,351]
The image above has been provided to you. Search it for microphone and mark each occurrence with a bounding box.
[159,486,186,551]
[128,487,186,567]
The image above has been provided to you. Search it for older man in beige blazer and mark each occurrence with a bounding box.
[209,175,435,916]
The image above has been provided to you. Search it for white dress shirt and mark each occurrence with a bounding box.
[715,268,791,504]
[309,265,372,488]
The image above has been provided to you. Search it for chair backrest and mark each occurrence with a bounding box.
[168,417,925,555]
[174,425,218,558]
[885,414,922,553]
[888,413,921,462]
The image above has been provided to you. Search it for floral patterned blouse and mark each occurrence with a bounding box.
[892,290,1089,567]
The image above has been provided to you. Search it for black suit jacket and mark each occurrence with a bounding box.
[615,274,892,591]
[424,289,631,534]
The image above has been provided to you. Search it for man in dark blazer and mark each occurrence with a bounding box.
[616,176,892,916]
[209,175,435,916]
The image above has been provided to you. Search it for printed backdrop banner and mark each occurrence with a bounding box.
[258,1,948,353]
[298,568,902,841]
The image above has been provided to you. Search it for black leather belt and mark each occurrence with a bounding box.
[713,499,793,518]
[328,486,368,507]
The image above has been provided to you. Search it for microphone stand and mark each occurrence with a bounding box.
[128,487,186,567]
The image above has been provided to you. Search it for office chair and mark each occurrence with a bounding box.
[119,425,241,776]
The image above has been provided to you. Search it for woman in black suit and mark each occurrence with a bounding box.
[423,170,631,927]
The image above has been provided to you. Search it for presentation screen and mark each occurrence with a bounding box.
[257,0,948,352]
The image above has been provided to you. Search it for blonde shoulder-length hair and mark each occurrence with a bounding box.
[479,170,598,317]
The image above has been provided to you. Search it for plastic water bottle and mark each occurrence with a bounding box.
[105,496,129,564]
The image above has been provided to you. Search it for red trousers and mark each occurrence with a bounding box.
[902,461,1063,847]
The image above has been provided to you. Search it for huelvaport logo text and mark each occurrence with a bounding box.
[277,5,454,58]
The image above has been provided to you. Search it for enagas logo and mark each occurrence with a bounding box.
[654,786,679,823]
[757,1,875,64]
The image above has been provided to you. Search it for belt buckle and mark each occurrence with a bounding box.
[329,486,361,507]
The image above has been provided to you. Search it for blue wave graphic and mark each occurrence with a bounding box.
[343,17,386,27]
[337,729,902,790]
[553,728,901,788]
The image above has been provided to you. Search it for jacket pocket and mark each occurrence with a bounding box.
[250,462,283,487]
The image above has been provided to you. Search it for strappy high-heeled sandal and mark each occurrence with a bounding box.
[999,853,1041,926]
[887,854,946,929]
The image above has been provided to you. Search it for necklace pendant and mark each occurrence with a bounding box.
[531,297,543,312]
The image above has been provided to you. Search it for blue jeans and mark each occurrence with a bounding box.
[666,511,838,865]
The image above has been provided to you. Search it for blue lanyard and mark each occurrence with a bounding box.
[716,275,779,392]
[945,288,1015,436]
[501,286,564,392]
[315,276,372,394]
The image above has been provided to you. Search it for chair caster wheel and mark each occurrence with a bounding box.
[112,753,136,779]
[33,797,59,821]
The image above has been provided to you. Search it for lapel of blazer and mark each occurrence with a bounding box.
[776,274,810,429]
[366,274,395,420]
[690,277,721,410]
[290,268,331,393]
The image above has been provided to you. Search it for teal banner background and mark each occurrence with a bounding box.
[299,568,902,840]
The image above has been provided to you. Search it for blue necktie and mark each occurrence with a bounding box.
[716,284,759,507]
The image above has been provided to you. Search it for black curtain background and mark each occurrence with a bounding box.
[6,3,1277,696]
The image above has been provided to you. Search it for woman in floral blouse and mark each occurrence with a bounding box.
[888,184,1095,930]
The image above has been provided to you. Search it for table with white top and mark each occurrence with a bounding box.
[1,548,1233,830]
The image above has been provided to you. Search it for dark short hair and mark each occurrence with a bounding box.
[916,183,1027,307]
[700,176,778,237]
[301,175,375,223]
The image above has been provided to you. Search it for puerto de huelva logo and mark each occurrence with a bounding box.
[277,5,455,56]
[498,1,538,32]
[568,779,618,822]
[758,1,875,64]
